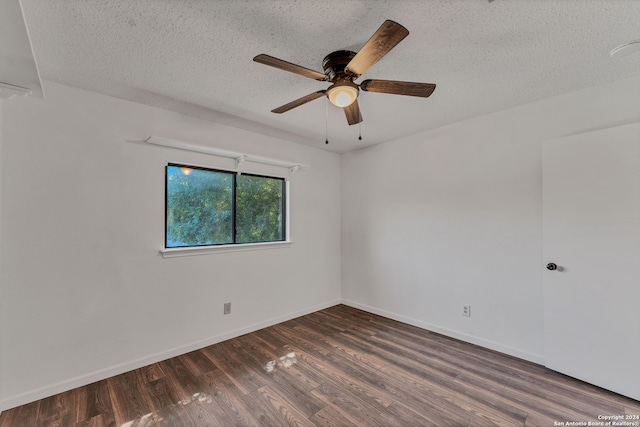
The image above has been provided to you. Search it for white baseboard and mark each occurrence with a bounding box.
[0,299,340,413]
[340,299,545,365]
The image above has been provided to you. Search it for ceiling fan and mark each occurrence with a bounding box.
[253,20,436,126]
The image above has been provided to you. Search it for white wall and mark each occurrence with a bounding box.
[3,75,640,412]
[0,82,341,410]
[341,75,640,363]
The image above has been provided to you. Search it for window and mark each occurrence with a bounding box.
[166,164,285,248]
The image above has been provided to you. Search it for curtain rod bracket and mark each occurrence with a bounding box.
[236,155,248,173]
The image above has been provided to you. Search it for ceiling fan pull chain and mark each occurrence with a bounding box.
[325,98,329,144]
[359,122,362,141]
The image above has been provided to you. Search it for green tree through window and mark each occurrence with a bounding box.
[166,164,285,248]
[236,174,284,243]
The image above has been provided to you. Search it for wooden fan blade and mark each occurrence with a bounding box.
[254,54,327,81]
[271,91,326,114]
[360,79,436,97]
[345,20,409,76]
[344,99,363,125]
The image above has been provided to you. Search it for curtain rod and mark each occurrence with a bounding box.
[144,136,308,174]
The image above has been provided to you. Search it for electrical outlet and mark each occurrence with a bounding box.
[463,305,471,317]
[224,302,231,315]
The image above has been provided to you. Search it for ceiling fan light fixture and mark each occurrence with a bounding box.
[327,82,358,107]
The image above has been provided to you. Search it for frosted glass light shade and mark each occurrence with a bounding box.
[327,84,358,107]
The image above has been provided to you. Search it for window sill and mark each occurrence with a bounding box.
[159,241,293,258]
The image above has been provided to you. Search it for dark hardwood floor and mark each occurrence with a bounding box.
[1,304,639,426]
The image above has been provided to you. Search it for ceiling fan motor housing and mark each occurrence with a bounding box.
[322,50,358,81]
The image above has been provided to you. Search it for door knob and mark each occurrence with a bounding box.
[546,263,558,271]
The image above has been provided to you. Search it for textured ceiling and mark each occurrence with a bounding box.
[18,0,640,153]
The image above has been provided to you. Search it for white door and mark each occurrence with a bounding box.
[542,122,640,401]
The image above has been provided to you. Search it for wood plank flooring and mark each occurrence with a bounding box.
[1,304,639,426]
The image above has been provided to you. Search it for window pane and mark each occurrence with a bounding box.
[236,174,285,244]
[166,165,233,247]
